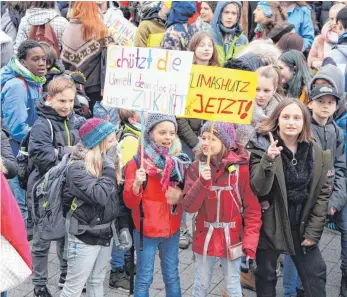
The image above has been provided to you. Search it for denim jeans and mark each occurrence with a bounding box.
[133,230,181,297]
[60,234,111,297]
[8,176,27,222]
[110,239,131,271]
[336,202,347,273]
[283,255,303,297]
[181,211,187,226]
[193,254,242,297]
[32,224,67,287]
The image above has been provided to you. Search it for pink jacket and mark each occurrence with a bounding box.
[308,23,338,69]
[1,173,32,270]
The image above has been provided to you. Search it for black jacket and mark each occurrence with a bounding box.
[247,133,333,255]
[1,130,18,179]
[27,99,79,201]
[311,117,347,212]
[63,143,129,246]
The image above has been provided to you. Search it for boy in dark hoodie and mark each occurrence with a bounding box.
[28,76,80,297]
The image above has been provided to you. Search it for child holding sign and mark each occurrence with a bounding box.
[123,114,191,297]
[182,121,261,297]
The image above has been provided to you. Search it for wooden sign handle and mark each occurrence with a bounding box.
[140,110,145,168]
[206,120,215,166]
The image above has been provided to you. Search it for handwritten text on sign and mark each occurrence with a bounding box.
[109,18,136,46]
[103,46,193,115]
[184,65,258,124]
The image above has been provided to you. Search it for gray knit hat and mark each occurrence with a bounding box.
[145,113,177,134]
[203,1,218,12]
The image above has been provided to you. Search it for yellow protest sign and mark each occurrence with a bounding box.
[184,65,259,124]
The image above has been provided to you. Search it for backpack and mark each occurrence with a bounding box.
[17,118,53,190]
[28,23,60,58]
[31,154,117,241]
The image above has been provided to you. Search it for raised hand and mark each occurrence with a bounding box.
[267,132,283,160]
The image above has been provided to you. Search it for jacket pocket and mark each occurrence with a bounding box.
[261,204,276,239]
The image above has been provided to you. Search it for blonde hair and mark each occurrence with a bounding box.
[256,65,284,95]
[48,76,77,97]
[84,137,122,183]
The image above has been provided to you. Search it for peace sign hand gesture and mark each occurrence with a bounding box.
[267,132,283,160]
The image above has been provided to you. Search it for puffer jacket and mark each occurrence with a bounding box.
[182,148,261,259]
[247,133,333,254]
[14,8,68,54]
[210,1,248,66]
[123,157,183,238]
[311,117,346,212]
[27,99,79,203]
[62,143,127,246]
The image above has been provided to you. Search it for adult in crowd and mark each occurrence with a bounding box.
[210,1,248,66]
[161,1,198,51]
[195,1,217,32]
[308,3,345,71]
[1,130,18,180]
[247,99,333,297]
[1,40,47,223]
[277,32,304,52]
[14,1,68,56]
[1,1,30,42]
[61,1,114,113]
[278,49,313,104]
[134,1,168,48]
[253,1,287,40]
[284,2,315,52]
[324,5,347,92]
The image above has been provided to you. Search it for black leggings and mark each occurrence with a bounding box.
[255,230,326,297]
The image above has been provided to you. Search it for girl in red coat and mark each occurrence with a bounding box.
[182,121,261,297]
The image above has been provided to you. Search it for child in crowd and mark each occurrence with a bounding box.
[61,118,130,297]
[182,121,261,297]
[123,114,191,296]
[278,49,313,104]
[108,108,143,292]
[236,65,283,146]
[28,76,80,297]
[283,64,346,297]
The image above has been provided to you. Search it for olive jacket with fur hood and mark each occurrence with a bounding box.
[246,133,333,254]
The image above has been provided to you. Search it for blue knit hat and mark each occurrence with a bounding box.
[79,118,117,149]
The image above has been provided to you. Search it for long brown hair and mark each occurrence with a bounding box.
[188,32,220,66]
[257,99,312,142]
[71,1,109,41]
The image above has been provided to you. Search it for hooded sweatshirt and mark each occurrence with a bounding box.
[134,6,165,47]
[210,1,248,66]
[14,8,68,54]
[1,58,44,151]
[161,1,198,51]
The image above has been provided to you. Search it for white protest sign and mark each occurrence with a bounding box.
[103,46,194,116]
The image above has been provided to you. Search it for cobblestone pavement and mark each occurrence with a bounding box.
[9,215,342,297]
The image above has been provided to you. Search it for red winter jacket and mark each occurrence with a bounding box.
[1,173,32,270]
[182,148,261,259]
[123,158,182,238]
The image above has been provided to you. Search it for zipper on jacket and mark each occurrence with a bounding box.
[64,119,71,146]
[324,126,328,150]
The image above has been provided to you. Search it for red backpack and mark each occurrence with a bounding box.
[28,23,60,58]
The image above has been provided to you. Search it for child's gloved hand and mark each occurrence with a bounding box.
[106,145,119,163]
[118,228,132,252]
[165,186,182,205]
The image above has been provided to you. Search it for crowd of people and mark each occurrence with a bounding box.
[1,1,347,297]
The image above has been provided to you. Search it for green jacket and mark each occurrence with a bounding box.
[215,33,248,66]
[247,133,333,255]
